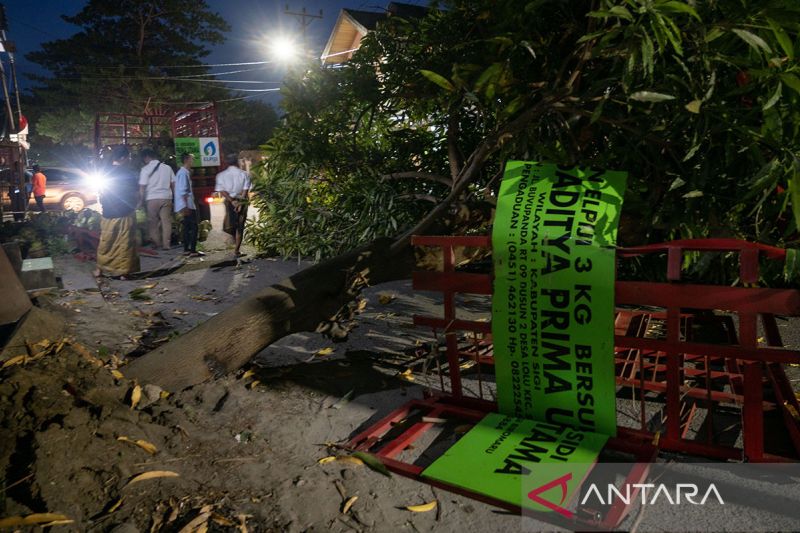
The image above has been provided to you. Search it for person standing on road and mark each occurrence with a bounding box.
[31,165,46,212]
[215,153,251,258]
[138,148,175,250]
[95,145,140,279]
[174,152,201,256]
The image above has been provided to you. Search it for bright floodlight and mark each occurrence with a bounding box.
[270,36,299,62]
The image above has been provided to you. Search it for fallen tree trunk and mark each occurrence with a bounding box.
[125,238,413,391]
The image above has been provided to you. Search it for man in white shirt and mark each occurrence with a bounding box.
[215,153,251,257]
[138,148,175,250]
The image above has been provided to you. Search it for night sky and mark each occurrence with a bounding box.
[4,0,427,107]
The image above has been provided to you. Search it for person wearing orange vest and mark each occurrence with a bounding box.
[31,165,47,212]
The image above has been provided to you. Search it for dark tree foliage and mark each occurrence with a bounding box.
[24,0,276,155]
[251,0,800,281]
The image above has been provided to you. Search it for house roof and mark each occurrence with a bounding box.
[343,9,385,33]
[320,2,430,65]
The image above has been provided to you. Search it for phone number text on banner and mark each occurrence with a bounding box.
[492,161,627,437]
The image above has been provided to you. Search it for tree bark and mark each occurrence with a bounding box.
[125,239,413,391]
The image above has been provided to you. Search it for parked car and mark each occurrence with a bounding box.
[1,167,98,212]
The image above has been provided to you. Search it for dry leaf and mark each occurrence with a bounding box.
[315,347,335,357]
[160,390,170,400]
[126,470,179,487]
[2,355,26,368]
[173,309,189,315]
[178,511,211,533]
[107,497,124,513]
[356,298,367,311]
[211,513,236,526]
[118,436,158,455]
[405,500,437,513]
[378,292,395,305]
[317,456,337,464]
[111,369,125,380]
[242,369,255,379]
[397,369,414,382]
[130,384,142,409]
[140,282,159,290]
[0,513,72,527]
[71,342,104,366]
[454,424,473,435]
[334,455,364,466]
[342,496,358,514]
[248,380,260,389]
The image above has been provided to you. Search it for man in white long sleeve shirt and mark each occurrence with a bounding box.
[139,148,175,250]
[215,153,251,257]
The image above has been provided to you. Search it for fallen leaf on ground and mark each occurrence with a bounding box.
[378,292,395,304]
[211,513,236,526]
[317,456,337,464]
[333,455,364,466]
[2,355,26,368]
[117,436,158,455]
[130,384,142,409]
[111,369,125,380]
[330,389,354,409]
[357,298,368,311]
[397,368,414,381]
[173,309,189,315]
[0,513,72,527]
[140,282,158,290]
[248,380,260,389]
[342,496,358,514]
[125,470,179,487]
[405,500,437,513]
[315,347,335,357]
[177,510,211,533]
[242,369,255,379]
[352,451,391,477]
[70,342,104,366]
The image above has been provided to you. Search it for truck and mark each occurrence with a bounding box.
[92,103,224,221]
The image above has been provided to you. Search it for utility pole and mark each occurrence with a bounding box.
[283,5,323,51]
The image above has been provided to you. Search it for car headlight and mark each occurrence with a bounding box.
[86,171,107,191]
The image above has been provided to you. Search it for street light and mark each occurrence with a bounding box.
[269,36,299,63]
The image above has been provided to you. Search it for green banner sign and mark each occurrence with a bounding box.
[174,137,221,167]
[422,413,608,514]
[492,161,627,437]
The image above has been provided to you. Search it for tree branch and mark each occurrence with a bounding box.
[396,193,440,203]
[390,94,565,254]
[381,172,452,187]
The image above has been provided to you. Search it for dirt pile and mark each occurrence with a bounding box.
[0,340,263,530]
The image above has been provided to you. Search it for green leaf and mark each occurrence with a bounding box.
[590,99,605,124]
[732,28,772,56]
[785,249,800,283]
[608,5,634,21]
[685,99,702,113]
[791,163,800,237]
[657,1,701,22]
[474,63,502,94]
[419,70,454,92]
[668,177,686,191]
[763,82,782,111]
[351,451,392,477]
[629,91,676,102]
[780,73,800,96]
[682,190,704,198]
[767,18,794,59]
